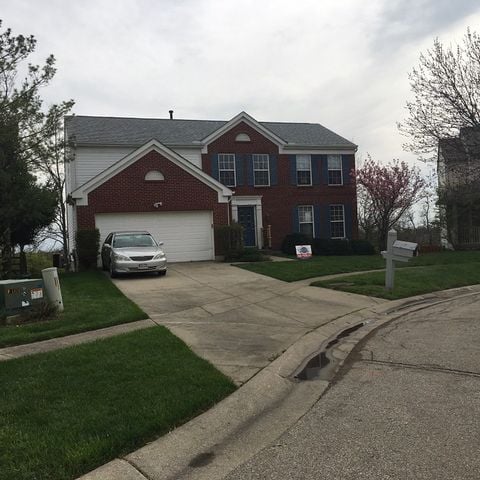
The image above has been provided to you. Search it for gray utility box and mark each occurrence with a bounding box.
[0,279,45,315]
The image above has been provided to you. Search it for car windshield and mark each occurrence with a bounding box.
[113,234,156,248]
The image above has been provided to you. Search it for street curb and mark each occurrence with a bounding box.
[78,284,480,480]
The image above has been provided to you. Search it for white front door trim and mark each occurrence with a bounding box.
[231,195,263,248]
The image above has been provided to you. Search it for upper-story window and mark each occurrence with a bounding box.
[330,204,345,238]
[218,154,236,187]
[253,154,270,186]
[144,170,165,181]
[296,154,312,186]
[328,154,343,185]
[235,133,251,142]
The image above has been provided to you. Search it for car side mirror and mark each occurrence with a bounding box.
[158,241,164,246]
[104,244,111,249]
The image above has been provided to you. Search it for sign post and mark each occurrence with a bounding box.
[381,230,419,291]
[385,230,396,290]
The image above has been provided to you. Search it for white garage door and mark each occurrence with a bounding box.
[95,211,214,262]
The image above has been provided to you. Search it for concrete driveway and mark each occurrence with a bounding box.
[112,262,384,384]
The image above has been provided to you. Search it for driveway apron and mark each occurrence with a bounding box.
[112,262,384,384]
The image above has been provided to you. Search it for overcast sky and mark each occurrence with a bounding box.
[2,0,480,172]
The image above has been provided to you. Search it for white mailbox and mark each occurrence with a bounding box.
[392,240,418,259]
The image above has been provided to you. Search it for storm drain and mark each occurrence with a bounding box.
[294,322,366,381]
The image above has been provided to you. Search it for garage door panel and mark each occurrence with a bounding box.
[95,211,214,262]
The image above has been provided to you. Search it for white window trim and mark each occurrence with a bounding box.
[327,154,343,186]
[298,205,315,237]
[218,153,236,187]
[296,154,312,186]
[253,154,270,187]
[330,204,345,239]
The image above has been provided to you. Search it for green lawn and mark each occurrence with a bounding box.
[312,262,480,299]
[0,327,236,480]
[0,271,147,348]
[238,251,480,282]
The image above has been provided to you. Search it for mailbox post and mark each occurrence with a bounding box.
[381,230,418,291]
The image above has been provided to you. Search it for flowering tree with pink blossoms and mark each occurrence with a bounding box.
[353,157,425,249]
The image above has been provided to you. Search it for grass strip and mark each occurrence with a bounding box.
[0,326,236,480]
[311,262,480,299]
[238,251,480,282]
[0,271,147,348]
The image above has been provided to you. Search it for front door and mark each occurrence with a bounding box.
[238,206,256,247]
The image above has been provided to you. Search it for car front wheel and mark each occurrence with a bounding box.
[109,261,118,278]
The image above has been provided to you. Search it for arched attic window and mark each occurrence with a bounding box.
[145,170,165,181]
[235,132,251,142]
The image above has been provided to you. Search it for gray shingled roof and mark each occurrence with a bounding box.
[65,115,356,148]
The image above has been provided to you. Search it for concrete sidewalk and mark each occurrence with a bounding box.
[0,319,155,361]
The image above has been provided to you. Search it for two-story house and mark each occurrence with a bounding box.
[65,111,357,262]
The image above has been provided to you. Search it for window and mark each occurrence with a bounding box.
[330,205,345,238]
[253,154,270,186]
[298,205,314,237]
[235,133,251,142]
[218,154,236,186]
[113,233,156,248]
[296,155,312,185]
[328,154,343,185]
[145,170,165,181]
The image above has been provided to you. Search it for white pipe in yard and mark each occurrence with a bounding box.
[41,267,64,312]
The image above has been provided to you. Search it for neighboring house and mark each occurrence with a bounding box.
[65,111,358,262]
[438,126,480,249]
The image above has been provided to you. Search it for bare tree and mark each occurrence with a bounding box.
[0,19,74,270]
[398,28,480,160]
[28,102,75,268]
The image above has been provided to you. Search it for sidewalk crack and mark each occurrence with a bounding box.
[121,457,153,480]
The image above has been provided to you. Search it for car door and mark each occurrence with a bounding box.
[102,233,113,267]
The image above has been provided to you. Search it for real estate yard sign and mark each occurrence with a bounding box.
[295,245,312,259]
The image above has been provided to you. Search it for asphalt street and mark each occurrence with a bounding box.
[225,293,480,480]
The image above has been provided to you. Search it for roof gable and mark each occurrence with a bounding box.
[200,112,286,150]
[71,139,232,206]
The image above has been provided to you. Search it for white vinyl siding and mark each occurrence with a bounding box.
[171,148,202,169]
[95,211,214,263]
[74,147,134,189]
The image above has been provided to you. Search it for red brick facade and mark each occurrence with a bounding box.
[76,149,228,236]
[203,121,358,249]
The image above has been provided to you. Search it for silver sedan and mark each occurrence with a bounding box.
[101,231,167,278]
